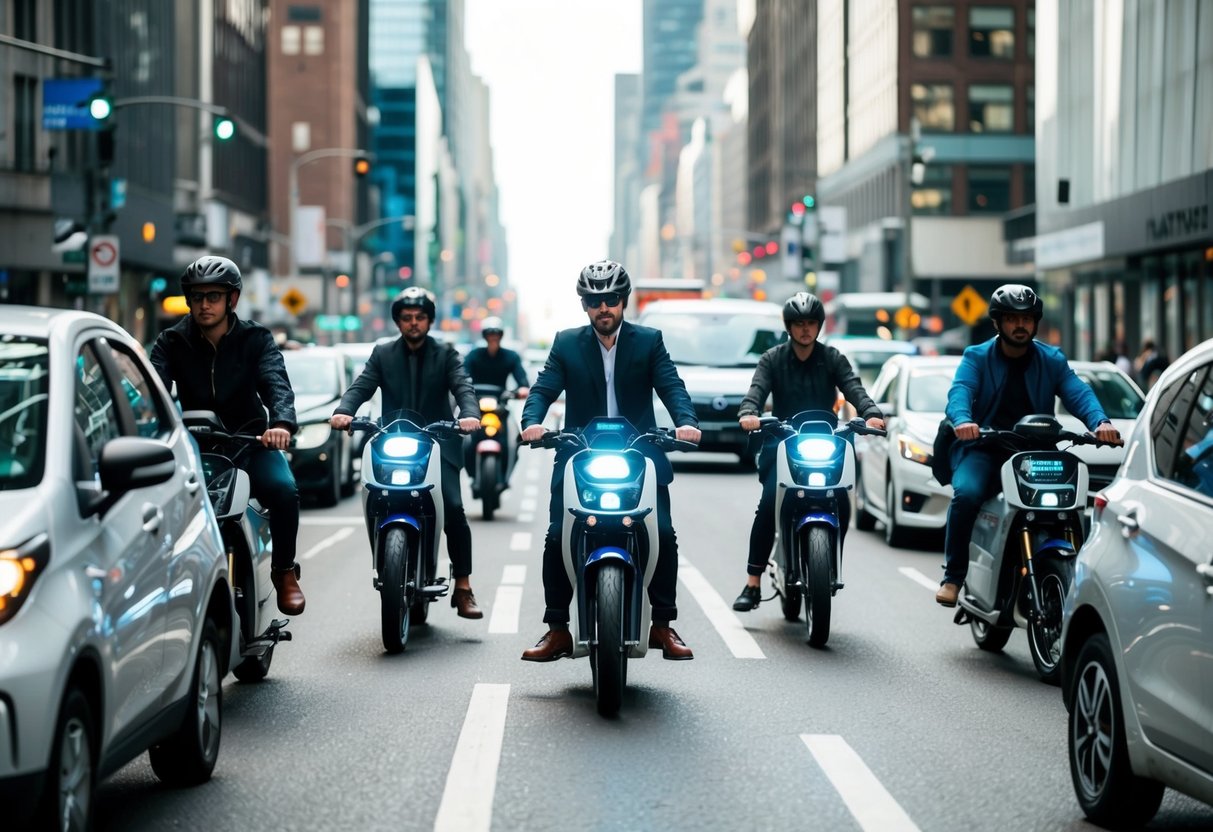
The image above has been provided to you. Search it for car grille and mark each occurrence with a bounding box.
[692,396,744,424]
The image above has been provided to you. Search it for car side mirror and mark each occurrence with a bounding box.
[92,438,176,515]
[877,401,896,418]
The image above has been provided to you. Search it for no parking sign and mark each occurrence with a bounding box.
[88,235,120,294]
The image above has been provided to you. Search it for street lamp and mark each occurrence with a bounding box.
[287,147,373,280]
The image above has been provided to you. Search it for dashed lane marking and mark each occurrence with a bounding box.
[299,516,363,526]
[677,556,766,659]
[898,567,940,592]
[509,532,532,551]
[433,684,511,832]
[300,527,355,560]
[517,513,534,524]
[801,734,921,831]
[523,485,539,498]
[501,564,526,585]
[519,498,538,512]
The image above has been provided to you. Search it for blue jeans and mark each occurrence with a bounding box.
[245,446,300,570]
[942,449,1009,586]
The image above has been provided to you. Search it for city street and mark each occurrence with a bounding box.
[92,449,1213,832]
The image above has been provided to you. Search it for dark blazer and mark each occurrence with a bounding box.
[522,321,696,484]
[333,335,478,467]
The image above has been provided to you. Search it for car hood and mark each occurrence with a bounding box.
[296,393,340,422]
[899,411,944,443]
[674,365,758,397]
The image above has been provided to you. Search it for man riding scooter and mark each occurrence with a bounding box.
[463,317,529,518]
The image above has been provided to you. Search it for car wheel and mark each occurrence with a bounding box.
[149,619,222,785]
[854,468,877,531]
[884,474,911,548]
[35,686,94,831]
[1068,633,1164,827]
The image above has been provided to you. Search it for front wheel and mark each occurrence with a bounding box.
[480,455,499,520]
[150,619,222,785]
[1027,557,1074,684]
[35,687,94,831]
[591,564,627,716]
[804,527,833,647]
[1068,633,1164,827]
[381,528,412,654]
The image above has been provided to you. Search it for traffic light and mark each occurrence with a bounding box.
[353,155,371,177]
[213,116,236,141]
[335,273,350,289]
[802,194,816,210]
[88,88,116,166]
[88,94,113,123]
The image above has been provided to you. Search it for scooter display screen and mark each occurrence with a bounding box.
[1016,455,1075,484]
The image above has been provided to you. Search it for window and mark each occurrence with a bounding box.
[14,0,36,40]
[0,336,49,490]
[967,166,1011,213]
[968,84,1014,132]
[281,25,300,55]
[304,25,324,55]
[1166,366,1213,498]
[107,344,169,439]
[969,7,1014,59]
[911,83,954,131]
[1026,85,1035,133]
[912,164,954,215]
[13,75,37,172]
[1027,8,1035,58]
[74,343,123,484]
[288,5,322,21]
[292,121,311,153]
[912,6,954,58]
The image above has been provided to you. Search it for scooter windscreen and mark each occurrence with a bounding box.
[369,409,435,487]
[785,410,848,488]
[571,418,646,512]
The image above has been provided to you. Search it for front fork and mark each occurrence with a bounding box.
[1020,525,1078,624]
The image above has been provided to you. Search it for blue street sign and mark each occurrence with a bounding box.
[42,78,105,131]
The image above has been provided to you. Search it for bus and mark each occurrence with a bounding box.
[626,278,705,319]
[824,291,930,337]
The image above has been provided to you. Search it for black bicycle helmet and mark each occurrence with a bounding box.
[988,284,1042,321]
[391,287,437,322]
[782,291,826,324]
[181,255,242,293]
[576,260,631,299]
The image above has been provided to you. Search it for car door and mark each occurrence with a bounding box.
[100,338,209,696]
[1113,362,1213,773]
[73,338,169,736]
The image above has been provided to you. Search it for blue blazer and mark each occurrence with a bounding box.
[946,337,1108,468]
[522,321,697,484]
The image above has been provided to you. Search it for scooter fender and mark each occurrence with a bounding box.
[1034,538,1078,557]
[373,513,422,580]
[795,512,840,530]
[476,439,503,455]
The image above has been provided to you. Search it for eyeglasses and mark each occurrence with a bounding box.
[188,290,228,305]
[582,292,623,309]
[396,313,429,323]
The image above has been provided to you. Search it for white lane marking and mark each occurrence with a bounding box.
[801,735,920,832]
[525,467,538,481]
[501,564,526,585]
[676,556,765,659]
[488,586,524,634]
[519,497,537,512]
[434,683,511,832]
[898,567,940,592]
[518,513,534,524]
[523,484,539,498]
[300,526,355,560]
[509,532,532,551]
[299,516,364,526]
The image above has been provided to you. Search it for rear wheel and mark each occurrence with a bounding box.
[150,619,222,785]
[804,527,833,647]
[970,617,1013,652]
[1068,634,1165,827]
[591,564,627,716]
[1027,557,1074,684]
[480,455,499,520]
[854,469,877,531]
[381,528,412,654]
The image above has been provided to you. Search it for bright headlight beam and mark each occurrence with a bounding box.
[600,493,622,510]
[794,438,837,461]
[382,436,421,458]
[585,454,630,480]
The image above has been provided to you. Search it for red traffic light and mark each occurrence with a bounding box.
[764,241,778,256]
[398,266,412,280]
[335,274,350,288]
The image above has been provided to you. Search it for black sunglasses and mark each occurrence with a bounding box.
[582,292,623,309]
[188,290,228,305]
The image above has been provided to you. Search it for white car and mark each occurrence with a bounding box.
[1060,338,1213,827]
[855,355,1142,547]
[0,307,235,828]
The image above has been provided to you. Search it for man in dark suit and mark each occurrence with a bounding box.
[518,260,702,661]
[330,287,485,619]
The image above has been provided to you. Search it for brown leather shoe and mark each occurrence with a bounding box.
[271,564,306,615]
[648,625,694,660]
[936,582,960,607]
[520,628,573,662]
[451,587,483,619]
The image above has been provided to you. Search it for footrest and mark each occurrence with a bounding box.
[953,608,971,625]
[421,584,450,597]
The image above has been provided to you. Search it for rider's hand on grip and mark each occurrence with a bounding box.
[330,413,353,432]
[520,425,546,445]
[955,422,981,441]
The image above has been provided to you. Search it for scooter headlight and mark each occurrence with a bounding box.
[382,436,421,458]
[585,454,631,480]
[481,412,502,437]
[600,493,622,510]
[793,437,837,461]
[478,396,500,412]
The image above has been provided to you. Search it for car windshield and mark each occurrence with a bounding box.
[906,369,955,412]
[283,353,340,396]
[0,336,50,490]
[833,339,919,387]
[641,311,786,367]
[1062,369,1144,420]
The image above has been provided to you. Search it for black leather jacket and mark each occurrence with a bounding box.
[150,313,297,434]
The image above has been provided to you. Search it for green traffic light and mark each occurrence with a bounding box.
[89,96,113,121]
[802,194,816,209]
[214,117,236,141]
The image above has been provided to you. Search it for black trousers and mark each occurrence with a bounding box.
[746,442,850,576]
[541,461,679,624]
[440,458,473,577]
[245,446,301,570]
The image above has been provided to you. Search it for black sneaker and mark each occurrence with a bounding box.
[732,585,761,612]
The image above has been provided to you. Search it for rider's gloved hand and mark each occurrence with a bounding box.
[675,425,701,444]
[330,414,353,431]
[955,422,980,441]
[262,426,292,450]
[520,425,546,443]
[739,415,761,432]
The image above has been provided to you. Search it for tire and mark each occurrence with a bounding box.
[970,617,1013,652]
[150,619,222,786]
[480,455,499,521]
[1027,557,1073,685]
[592,563,627,716]
[854,469,877,532]
[1068,633,1165,827]
[35,686,94,832]
[232,645,273,683]
[409,599,430,626]
[318,456,341,507]
[884,475,912,548]
[780,584,802,621]
[380,528,412,654]
[804,527,833,647]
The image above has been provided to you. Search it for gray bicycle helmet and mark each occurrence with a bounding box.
[782,292,826,324]
[181,255,242,293]
[576,260,631,299]
[481,316,504,336]
[988,284,1042,321]
[391,286,437,322]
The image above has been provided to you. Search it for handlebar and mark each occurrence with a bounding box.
[524,427,698,453]
[750,415,887,439]
[347,417,467,438]
[973,427,1121,449]
[187,424,297,449]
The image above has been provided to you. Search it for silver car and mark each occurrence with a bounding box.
[1060,339,1213,827]
[0,308,235,828]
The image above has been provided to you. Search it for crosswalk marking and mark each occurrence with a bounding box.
[300,526,354,560]
[434,684,511,832]
[898,566,940,592]
[677,556,766,659]
[802,734,920,831]
[509,532,532,551]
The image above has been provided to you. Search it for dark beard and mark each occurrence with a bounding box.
[593,315,621,336]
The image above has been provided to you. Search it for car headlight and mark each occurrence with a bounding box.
[382,436,421,458]
[0,534,50,626]
[897,434,933,466]
[585,454,631,480]
[793,437,837,461]
[295,422,332,450]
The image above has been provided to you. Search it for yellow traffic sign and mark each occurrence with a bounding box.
[894,306,921,330]
[281,288,307,316]
[951,285,988,326]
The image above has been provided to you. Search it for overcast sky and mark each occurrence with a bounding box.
[465,0,642,339]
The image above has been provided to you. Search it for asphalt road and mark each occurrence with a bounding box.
[94,449,1213,831]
